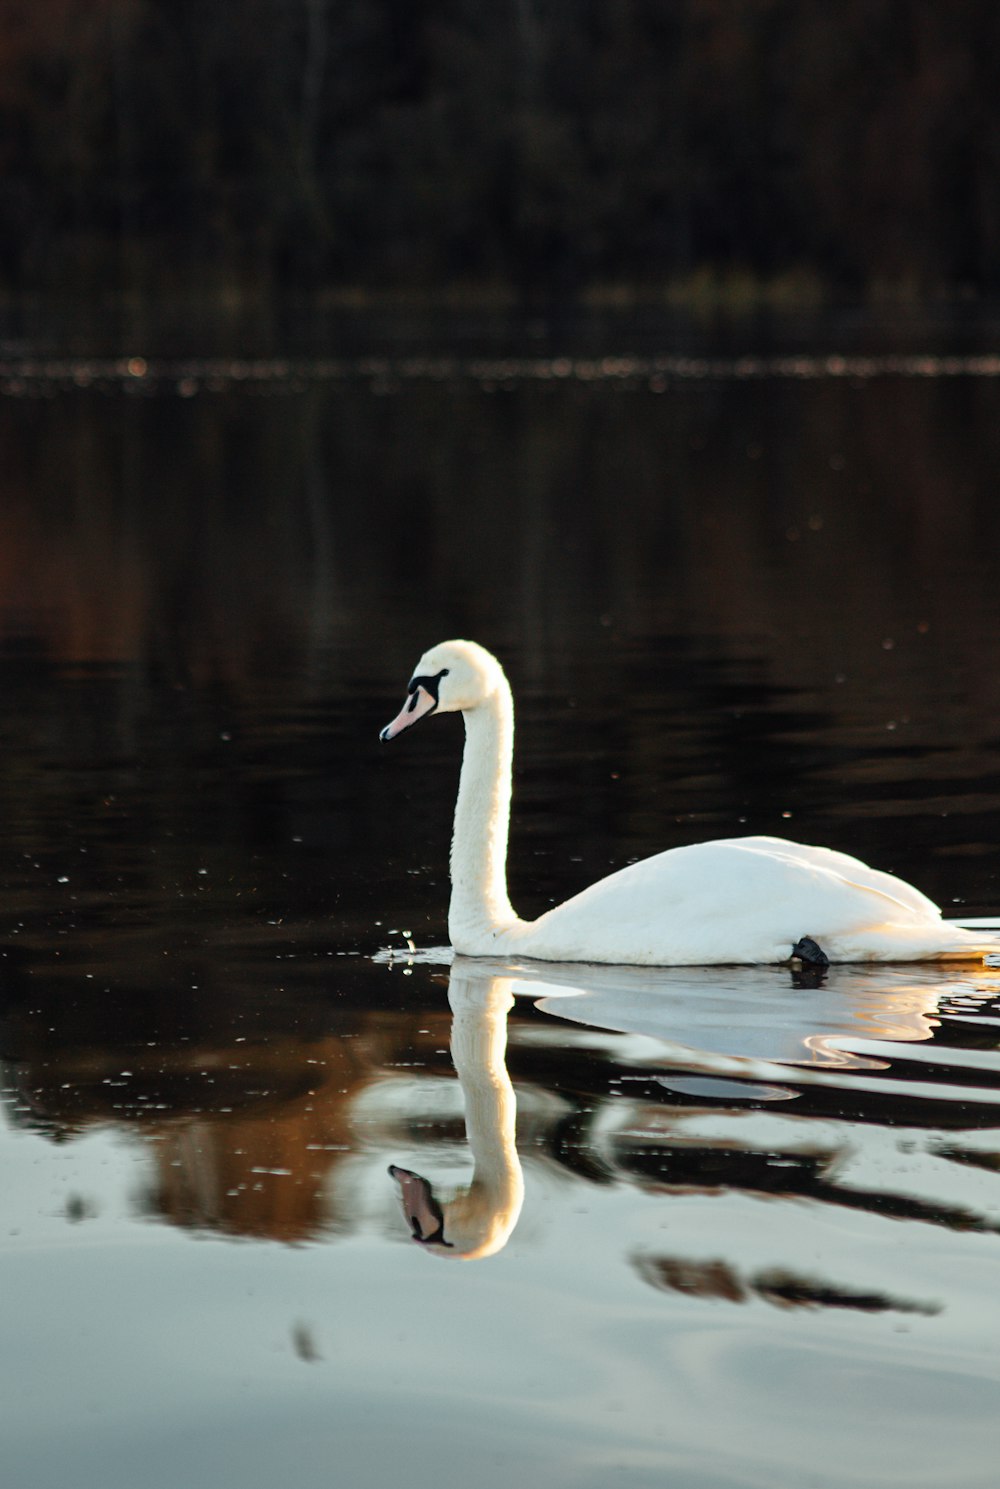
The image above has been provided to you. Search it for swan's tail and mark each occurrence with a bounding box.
[840,918,1000,962]
[951,917,1000,964]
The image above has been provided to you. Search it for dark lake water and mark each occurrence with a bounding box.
[3,312,1000,1488]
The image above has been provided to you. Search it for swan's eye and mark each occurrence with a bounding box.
[409,667,449,704]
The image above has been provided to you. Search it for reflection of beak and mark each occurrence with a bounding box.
[388,1164,453,1247]
[379,686,437,742]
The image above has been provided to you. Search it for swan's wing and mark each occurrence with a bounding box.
[521,838,963,964]
[728,836,941,917]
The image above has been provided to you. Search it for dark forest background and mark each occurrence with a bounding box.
[1,0,998,304]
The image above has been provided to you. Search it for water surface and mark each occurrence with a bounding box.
[3,316,1000,1487]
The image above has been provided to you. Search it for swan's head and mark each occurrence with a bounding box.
[379,639,506,741]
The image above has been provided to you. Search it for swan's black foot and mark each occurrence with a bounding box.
[790,936,830,969]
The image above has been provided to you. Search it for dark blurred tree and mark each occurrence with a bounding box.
[0,0,996,300]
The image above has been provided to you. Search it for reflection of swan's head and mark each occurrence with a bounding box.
[379,639,505,740]
[389,1157,521,1261]
[388,1166,454,1249]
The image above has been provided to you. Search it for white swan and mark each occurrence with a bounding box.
[380,639,999,965]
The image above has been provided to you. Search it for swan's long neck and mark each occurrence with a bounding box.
[448,682,520,948]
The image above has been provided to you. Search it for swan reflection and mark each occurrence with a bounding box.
[390,969,524,1259]
[495,955,999,1056]
[387,955,1000,1267]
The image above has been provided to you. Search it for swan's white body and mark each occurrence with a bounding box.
[381,640,998,966]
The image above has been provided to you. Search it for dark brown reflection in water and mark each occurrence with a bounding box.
[632,1254,942,1317]
[1,955,435,1243]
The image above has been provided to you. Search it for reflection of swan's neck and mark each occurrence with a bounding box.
[445,974,524,1260]
[449,685,520,946]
